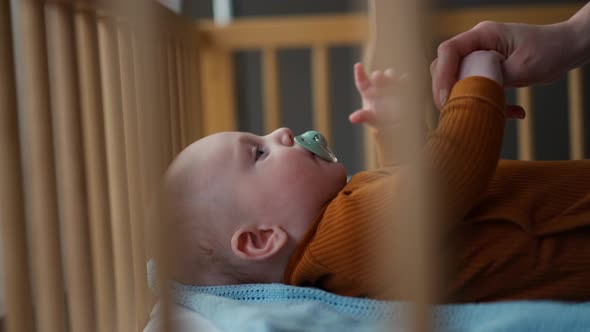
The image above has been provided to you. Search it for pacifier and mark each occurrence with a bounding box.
[294,130,338,162]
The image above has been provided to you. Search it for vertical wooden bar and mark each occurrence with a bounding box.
[568,68,585,159]
[175,42,188,148]
[363,128,378,170]
[312,45,331,142]
[184,38,206,143]
[200,47,237,135]
[193,42,204,140]
[181,42,193,143]
[131,35,149,217]
[168,40,182,155]
[12,1,67,331]
[370,0,434,331]
[74,8,117,332]
[130,4,174,331]
[118,24,150,330]
[97,16,136,332]
[158,40,174,162]
[130,33,157,321]
[361,41,378,170]
[45,3,95,331]
[0,1,35,331]
[263,48,281,133]
[516,87,534,160]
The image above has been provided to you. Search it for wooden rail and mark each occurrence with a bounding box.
[197,4,580,49]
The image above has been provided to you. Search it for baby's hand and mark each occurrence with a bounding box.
[458,50,526,119]
[458,50,504,85]
[349,62,407,129]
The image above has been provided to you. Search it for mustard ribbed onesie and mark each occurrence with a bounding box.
[283,77,590,302]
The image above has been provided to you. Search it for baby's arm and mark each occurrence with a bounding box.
[425,50,507,222]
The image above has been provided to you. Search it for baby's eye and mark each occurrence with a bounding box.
[255,147,265,160]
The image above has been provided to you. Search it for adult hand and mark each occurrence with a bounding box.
[431,20,581,114]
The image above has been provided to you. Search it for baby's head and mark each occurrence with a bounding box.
[165,127,347,285]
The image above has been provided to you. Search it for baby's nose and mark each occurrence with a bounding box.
[274,127,294,146]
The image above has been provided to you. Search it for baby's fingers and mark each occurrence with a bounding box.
[377,68,407,88]
[371,70,386,86]
[349,109,377,127]
[354,63,371,92]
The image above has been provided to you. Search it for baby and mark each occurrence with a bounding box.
[165,50,590,303]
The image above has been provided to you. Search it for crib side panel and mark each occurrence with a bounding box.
[2,0,201,331]
[0,1,35,332]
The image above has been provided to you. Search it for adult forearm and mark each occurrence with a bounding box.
[566,2,590,69]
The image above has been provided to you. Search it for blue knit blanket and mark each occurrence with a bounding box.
[170,282,590,332]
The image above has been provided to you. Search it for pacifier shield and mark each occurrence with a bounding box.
[294,130,338,162]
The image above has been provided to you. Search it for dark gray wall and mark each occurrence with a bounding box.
[185,1,590,174]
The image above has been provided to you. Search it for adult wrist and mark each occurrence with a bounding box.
[565,8,590,69]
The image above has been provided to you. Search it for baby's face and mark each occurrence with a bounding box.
[198,128,347,237]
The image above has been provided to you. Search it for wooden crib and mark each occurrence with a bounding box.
[0,1,585,331]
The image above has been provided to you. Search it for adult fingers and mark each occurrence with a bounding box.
[433,22,504,109]
[434,42,461,109]
[430,58,441,109]
[505,104,526,119]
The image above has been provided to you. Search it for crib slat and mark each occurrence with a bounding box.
[568,68,585,159]
[168,40,182,155]
[363,128,378,170]
[0,1,35,331]
[97,16,136,332]
[200,47,237,135]
[176,42,188,148]
[263,48,281,133]
[158,41,175,162]
[74,8,117,332]
[369,0,436,331]
[186,42,203,142]
[129,4,175,330]
[516,87,535,160]
[130,32,161,321]
[45,3,96,331]
[179,42,192,145]
[117,25,150,330]
[312,44,331,142]
[12,1,68,331]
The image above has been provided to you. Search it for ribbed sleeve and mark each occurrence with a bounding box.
[424,76,505,220]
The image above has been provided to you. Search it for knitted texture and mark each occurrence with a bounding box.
[174,282,403,321]
[171,282,590,332]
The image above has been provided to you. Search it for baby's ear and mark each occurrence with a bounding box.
[230,225,288,261]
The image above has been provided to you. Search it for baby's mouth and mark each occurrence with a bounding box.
[294,130,338,162]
